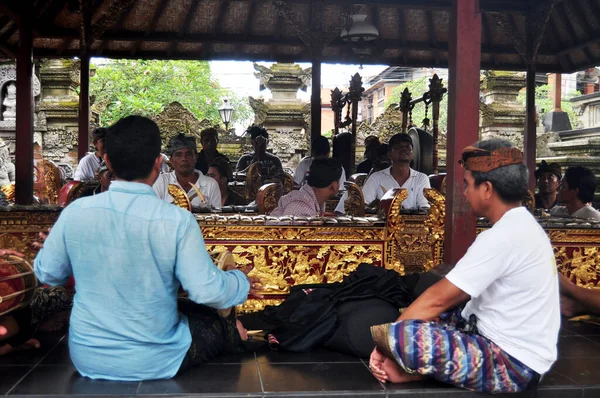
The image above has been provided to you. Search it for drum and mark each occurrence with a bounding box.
[0,255,37,316]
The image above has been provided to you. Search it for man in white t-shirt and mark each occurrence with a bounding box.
[73,128,106,181]
[550,166,600,220]
[369,139,560,394]
[335,133,430,214]
[153,134,221,210]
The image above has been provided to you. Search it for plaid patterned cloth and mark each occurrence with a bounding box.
[371,308,538,393]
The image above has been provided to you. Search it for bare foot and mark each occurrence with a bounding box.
[236,319,248,341]
[380,357,425,384]
[0,338,41,356]
[561,294,584,317]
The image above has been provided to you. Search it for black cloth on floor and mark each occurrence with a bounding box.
[261,263,418,353]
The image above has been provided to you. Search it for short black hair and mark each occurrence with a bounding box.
[105,116,161,181]
[307,158,342,188]
[208,158,233,182]
[92,127,107,141]
[564,166,597,203]
[311,136,330,157]
[248,126,268,140]
[200,127,218,140]
[388,133,413,148]
[469,139,528,203]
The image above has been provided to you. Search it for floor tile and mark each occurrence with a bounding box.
[537,389,583,398]
[0,333,64,366]
[540,369,579,386]
[259,362,383,393]
[551,357,600,385]
[9,365,140,395]
[257,347,361,363]
[138,363,262,395]
[583,386,600,397]
[0,367,31,395]
[562,321,600,336]
[39,340,72,365]
[558,335,600,358]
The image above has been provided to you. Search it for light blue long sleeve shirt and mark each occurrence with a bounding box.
[34,181,250,381]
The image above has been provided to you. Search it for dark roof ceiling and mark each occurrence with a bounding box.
[0,0,598,73]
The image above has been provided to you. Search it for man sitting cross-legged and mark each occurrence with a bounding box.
[270,158,342,217]
[369,139,560,394]
[34,116,262,381]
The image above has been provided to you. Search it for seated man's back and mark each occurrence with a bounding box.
[34,116,249,381]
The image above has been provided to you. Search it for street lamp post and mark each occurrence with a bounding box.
[218,99,234,132]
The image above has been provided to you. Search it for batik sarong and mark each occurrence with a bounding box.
[370,308,538,394]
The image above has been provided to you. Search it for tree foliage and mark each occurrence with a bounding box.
[386,76,449,133]
[515,84,581,129]
[90,59,253,128]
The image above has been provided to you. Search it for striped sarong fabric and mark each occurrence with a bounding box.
[371,308,537,393]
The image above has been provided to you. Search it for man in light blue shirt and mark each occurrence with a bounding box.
[34,115,260,381]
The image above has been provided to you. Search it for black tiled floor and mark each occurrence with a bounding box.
[2,322,600,397]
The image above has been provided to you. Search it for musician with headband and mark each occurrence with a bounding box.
[368,139,560,393]
[153,133,221,210]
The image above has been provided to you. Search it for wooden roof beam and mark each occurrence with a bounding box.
[398,8,407,64]
[481,13,497,67]
[169,0,202,55]
[555,1,594,64]
[131,0,171,55]
[235,0,256,53]
[97,0,138,54]
[426,10,440,65]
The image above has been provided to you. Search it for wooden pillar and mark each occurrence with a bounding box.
[524,64,537,191]
[552,73,562,111]
[15,3,34,205]
[310,57,322,143]
[78,0,92,160]
[444,0,481,265]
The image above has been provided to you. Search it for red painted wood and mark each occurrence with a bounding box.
[443,0,481,265]
[311,58,322,143]
[524,64,536,191]
[15,4,34,206]
[78,55,91,160]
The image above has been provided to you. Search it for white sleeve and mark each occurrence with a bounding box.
[339,168,346,187]
[153,175,168,200]
[334,191,347,214]
[73,156,94,181]
[206,178,222,209]
[362,173,382,205]
[415,173,431,208]
[293,159,308,185]
[445,229,508,298]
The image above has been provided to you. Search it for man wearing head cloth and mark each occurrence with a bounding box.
[369,139,559,394]
[534,160,562,210]
[73,127,107,181]
[270,158,342,217]
[334,133,430,214]
[153,133,221,209]
[293,136,346,188]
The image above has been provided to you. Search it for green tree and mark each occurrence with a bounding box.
[386,76,449,133]
[515,84,581,129]
[90,59,252,128]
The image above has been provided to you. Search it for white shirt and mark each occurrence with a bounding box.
[73,153,102,181]
[334,166,430,213]
[153,169,221,209]
[446,207,560,374]
[160,154,170,173]
[293,156,347,187]
[551,204,600,220]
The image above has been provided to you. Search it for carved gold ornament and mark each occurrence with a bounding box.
[168,184,191,211]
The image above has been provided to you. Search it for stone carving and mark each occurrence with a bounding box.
[152,102,213,150]
[2,83,16,121]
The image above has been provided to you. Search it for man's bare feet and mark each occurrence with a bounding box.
[236,319,248,341]
[0,338,41,356]
[380,357,425,384]
[560,294,584,317]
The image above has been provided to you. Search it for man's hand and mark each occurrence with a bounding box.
[0,249,24,258]
[239,265,264,299]
[32,228,51,250]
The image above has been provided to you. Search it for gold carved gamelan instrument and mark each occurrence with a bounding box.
[168,184,192,211]
[0,255,37,316]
